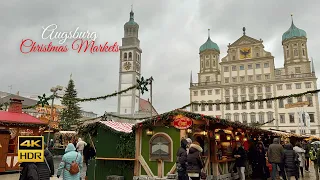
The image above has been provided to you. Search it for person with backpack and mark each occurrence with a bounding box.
[309,146,320,180]
[57,143,83,180]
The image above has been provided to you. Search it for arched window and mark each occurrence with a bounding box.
[138,55,140,61]
[149,133,172,161]
[294,49,298,56]
[286,50,289,58]
[206,60,209,67]
[193,101,198,111]
[129,52,132,59]
[124,53,127,60]
[208,100,213,111]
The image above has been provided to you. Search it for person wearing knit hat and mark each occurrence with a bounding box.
[186,138,192,155]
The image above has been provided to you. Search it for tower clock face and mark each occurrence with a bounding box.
[239,47,252,59]
[123,62,132,71]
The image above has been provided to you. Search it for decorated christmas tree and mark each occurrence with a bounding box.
[60,78,82,130]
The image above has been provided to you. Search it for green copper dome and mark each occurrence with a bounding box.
[282,21,306,41]
[199,37,220,53]
[125,10,138,26]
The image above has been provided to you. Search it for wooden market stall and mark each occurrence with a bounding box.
[132,109,274,180]
[0,99,47,172]
[51,130,78,155]
[78,119,135,180]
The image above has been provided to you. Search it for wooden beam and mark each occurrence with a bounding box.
[96,157,136,161]
[169,163,176,174]
[134,128,142,176]
[138,156,155,177]
[157,159,163,178]
[180,129,186,140]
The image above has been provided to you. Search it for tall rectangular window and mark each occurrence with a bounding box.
[259,113,264,124]
[233,97,238,110]
[250,114,256,123]
[226,98,230,110]
[279,99,284,108]
[280,114,285,123]
[289,113,295,123]
[241,96,246,110]
[242,113,248,124]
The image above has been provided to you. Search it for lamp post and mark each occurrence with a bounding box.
[46,85,63,148]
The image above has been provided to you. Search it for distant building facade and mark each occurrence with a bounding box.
[190,20,319,135]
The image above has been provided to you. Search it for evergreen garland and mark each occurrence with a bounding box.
[60,79,82,130]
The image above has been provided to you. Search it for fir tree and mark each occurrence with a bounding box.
[60,79,82,130]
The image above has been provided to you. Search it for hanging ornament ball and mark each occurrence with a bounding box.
[139,123,143,127]
[157,116,161,121]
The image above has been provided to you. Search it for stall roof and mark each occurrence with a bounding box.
[132,109,270,134]
[78,120,134,135]
[0,111,47,126]
[269,129,310,138]
[58,131,77,134]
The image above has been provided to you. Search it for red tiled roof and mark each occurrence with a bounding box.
[0,111,47,125]
[139,98,158,115]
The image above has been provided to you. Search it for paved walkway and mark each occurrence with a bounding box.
[0,156,86,180]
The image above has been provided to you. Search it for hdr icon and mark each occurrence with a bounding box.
[18,136,44,162]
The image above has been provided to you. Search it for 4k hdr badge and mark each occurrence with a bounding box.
[18,136,44,162]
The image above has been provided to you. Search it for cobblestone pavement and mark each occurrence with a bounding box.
[0,156,86,180]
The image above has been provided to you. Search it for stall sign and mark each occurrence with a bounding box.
[173,115,192,129]
[18,136,44,162]
[285,101,309,109]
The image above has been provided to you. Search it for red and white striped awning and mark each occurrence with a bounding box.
[100,121,133,133]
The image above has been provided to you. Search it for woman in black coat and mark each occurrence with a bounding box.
[187,142,204,180]
[176,139,188,180]
[36,144,55,179]
[251,141,270,180]
[19,162,39,180]
[283,143,299,180]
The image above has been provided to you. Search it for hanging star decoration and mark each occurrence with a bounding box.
[136,76,153,94]
[37,94,50,107]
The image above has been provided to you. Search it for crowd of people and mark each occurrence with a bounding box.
[19,138,96,180]
[176,137,320,180]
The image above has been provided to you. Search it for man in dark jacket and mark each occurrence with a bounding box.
[233,142,247,180]
[176,139,188,180]
[187,141,203,180]
[83,143,96,167]
[302,140,310,172]
[268,138,287,180]
[19,162,39,180]
[36,143,55,179]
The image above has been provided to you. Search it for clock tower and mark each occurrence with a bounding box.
[117,9,142,116]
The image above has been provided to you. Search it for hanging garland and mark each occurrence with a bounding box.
[22,94,53,109]
[131,109,271,133]
[180,89,320,109]
[54,76,153,102]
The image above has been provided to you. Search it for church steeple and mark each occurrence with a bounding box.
[124,8,139,39]
[118,7,142,117]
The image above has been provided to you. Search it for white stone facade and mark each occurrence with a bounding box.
[190,31,319,136]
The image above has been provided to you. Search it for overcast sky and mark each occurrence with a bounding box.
[1,0,320,116]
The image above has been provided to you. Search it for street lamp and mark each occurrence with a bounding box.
[46,85,63,148]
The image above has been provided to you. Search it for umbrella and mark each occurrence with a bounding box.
[311,141,320,145]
